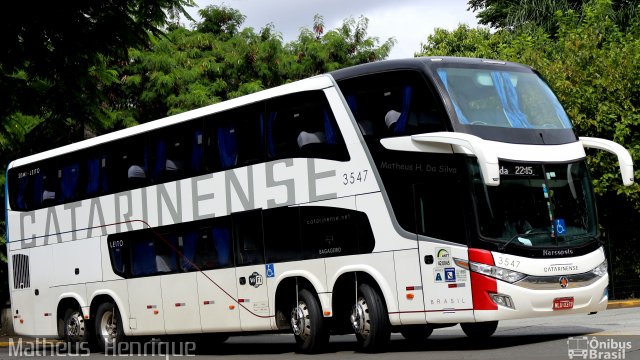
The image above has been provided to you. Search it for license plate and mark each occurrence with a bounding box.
[553,297,574,310]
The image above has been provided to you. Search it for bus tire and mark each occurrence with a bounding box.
[291,288,329,353]
[460,321,498,338]
[94,302,126,352]
[351,283,390,352]
[63,308,92,350]
[400,325,433,343]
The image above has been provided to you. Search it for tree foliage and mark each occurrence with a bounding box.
[468,0,639,34]
[106,5,395,125]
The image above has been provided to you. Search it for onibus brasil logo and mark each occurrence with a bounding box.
[567,336,632,359]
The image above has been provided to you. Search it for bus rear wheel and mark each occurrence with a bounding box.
[94,302,125,352]
[63,308,91,348]
[351,283,390,352]
[290,288,329,353]
[460,321,498,338]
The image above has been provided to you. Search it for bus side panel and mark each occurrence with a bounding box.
[52,237,102,286]
[393,249,426,325]
[198,269,241,332]
[127,277,165,336]
[31,245,58,336]
[9,248,35,336]
[325,252,400,326]
[161,273,202,334]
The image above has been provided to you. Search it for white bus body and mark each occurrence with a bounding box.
[5,57,633,353]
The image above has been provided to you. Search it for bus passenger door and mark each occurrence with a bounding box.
[413,182,475,323]
[233,210,271,331]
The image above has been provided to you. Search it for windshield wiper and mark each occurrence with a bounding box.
[498,231,549,252]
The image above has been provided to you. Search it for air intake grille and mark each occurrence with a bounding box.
[12,254,30,289]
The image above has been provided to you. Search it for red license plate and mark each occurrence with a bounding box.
[553,297,574,310]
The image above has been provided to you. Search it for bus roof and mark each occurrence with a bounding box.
[330,56,533,82]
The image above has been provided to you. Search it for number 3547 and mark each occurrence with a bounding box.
[342,170,368,185]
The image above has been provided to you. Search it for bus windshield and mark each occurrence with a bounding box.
[436,67,572,130]
[470,160,598,249]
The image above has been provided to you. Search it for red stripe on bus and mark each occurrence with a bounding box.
[468,248,495,266]
[470,271,498,310]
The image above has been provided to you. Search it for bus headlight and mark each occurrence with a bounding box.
[469,261,527,283]
[592,260,608,277]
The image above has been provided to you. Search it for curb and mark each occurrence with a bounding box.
[607,299,640,309]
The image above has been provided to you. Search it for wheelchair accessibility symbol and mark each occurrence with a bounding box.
[265,263,275,278]
[555,219,566,235]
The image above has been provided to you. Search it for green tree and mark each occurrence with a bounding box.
[1,0,195,157]
[468,0,638,34]
[108,7,395,123]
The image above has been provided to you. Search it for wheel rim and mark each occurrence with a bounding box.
[66,312,85,341]
[350,296,370,338]
[99,309,118,345]
[291,301,311,340]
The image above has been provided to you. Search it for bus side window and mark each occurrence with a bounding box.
[14,173,29,211]
[108,236,127,276]
[154,234,177,273]
[339,70,448,138]
[212,222,233,267]
[40,167,57,208]
[150,122,203,184]
[300,207,359,259]
[266,91,348,161]
[179,231,200,271]
[59,162,81,203]
[233,210,265,266]
[131,238,157,277]
[264,207,301,263]
[117,136,150,191]
[217,123,237,170]
[87,155,109,197]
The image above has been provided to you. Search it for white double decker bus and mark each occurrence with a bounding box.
[5,57,634,353]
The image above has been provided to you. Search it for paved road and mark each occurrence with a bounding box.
[1,308,639,359]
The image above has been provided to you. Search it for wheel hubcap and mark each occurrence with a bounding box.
[350,297,370,337]
[66,312,85,341]
[100,310,118,345]
[291,301,310,339]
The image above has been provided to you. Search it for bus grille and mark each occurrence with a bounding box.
[12,254,30,289]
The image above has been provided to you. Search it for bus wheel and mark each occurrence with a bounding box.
[351,283,390,352]
[63,308,91,347]
[460,321,498,338]
[400,325,433,343]
[290,288,328,353]
[95,302,125,352]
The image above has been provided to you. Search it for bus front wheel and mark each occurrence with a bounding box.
[291,288,329,353]
[94,302,125,352]
[460,321,499,338]
[351,283,390,352]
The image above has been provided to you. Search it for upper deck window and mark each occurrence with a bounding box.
[338,70,448,138]
[436,67,572,130]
